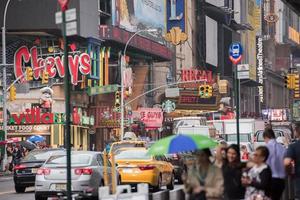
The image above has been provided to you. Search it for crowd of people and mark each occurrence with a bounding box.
[182,122,300,200]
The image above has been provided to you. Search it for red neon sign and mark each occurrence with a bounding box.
[14,46,91,85]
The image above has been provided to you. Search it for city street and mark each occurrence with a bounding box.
[0,175,34,200]
[0,175,184,200]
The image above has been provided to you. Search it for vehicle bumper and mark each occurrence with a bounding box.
[119,171,159,186]
[14,175,35,187]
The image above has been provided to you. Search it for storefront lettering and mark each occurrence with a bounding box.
[181,69,213,83]
[256,36,264,103]
[14,46,91,85]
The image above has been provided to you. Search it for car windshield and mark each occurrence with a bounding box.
[226,134,250,142]
[110,142,145,154]
[22,150,64,162]
[45,154,91,166]
[256,130,283,142]
[115,150,151,160]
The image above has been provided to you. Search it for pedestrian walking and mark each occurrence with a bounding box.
[242,146,272,200]
[263,128,286,200]
[183,149,224,200]
[6,144,13,172]
[221,144,246,200]
[284,122,300,199]
[12,144,22,166]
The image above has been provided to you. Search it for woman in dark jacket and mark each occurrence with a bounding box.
[221,144,246,200]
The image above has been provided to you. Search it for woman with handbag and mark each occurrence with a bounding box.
[242,146,272,200]
[183,149,224,200]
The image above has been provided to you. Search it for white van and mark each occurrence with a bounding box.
[173,117,210,137]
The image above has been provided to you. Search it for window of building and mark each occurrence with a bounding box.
[98,0,111,25]
[88,42,100,80]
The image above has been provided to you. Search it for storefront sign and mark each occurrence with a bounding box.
[256,36,264,103]
[138,108,163,128]
[8,107,93,126]
[181,69,213,83]
[165,0,187,45]
[14,46,91,85]
[87,84,119,96]
[0,125,51,135]
[162,100,176,113]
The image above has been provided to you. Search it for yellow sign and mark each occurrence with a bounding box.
[289,27,300,44]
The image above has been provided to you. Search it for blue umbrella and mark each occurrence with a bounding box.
[27,135,45,143]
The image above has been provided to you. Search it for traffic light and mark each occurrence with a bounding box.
[26,67,33,81]
[285,74,295,89]
[42,71,49,84]
[294,74,300,98]
[199,85,205,97]
[115,91,121,108]
[206,85,213,97]
[9,85,16,101]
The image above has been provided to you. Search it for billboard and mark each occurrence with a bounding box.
[115,0,166,33]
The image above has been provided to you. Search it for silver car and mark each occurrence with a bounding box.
[35,151,115,200]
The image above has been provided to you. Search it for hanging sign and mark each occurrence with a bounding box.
[162,100,176,113]
[229,42,243,64]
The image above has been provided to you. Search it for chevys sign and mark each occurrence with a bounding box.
[14,46,91,85]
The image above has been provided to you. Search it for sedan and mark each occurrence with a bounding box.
[13,148,65,193]
[115,149,174,191]
[35,151,115,200]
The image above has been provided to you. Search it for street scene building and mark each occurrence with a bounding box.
[0,0,300,200]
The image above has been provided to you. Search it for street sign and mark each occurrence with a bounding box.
[165,87,180,97]
[66,8,76,22]
[87,84,119,96]
[55,12,62,24]
[66,21,77,36]
[237,64,250,79]
[56,8,76,24]
[229,42,243,64]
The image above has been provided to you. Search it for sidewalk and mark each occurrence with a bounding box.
[0,171,13,177]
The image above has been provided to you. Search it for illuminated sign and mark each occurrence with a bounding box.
[181,69,213,83]
[165,0,187,45]
[256,36,264,103]
[14,46,91,85]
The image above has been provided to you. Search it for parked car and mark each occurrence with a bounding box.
[13,148,65,193]
[115,149,174,191]
[35,151,116,200]
[254,129,292,149]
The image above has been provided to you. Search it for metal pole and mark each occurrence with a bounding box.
[62,10,72,200]
[120,29,157,140]
[235,66,240,152]
[1,0,12,172]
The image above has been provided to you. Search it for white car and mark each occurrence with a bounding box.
[254,129,292,149]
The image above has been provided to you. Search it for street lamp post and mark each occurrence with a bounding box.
[1,0,12,171]
[120,29,157,140]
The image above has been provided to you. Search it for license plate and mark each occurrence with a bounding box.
[55,184,67,190]
[31,168,38,174]
[122,169,133,173]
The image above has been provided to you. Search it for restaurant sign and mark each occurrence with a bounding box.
[14,46,91,85]
[0,125,50,135]
[138,108,163,128]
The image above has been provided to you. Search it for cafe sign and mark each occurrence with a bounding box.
[14,46,91,85]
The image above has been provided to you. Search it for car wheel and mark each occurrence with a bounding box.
[167,173,175,190]
[35,194,47,200]
[15,186,26,193]
[153,174,162,192]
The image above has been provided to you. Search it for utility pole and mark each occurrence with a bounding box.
[58,0,71,199]
[1,0,12,171]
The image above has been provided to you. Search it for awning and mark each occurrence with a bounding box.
[240,79,263,87]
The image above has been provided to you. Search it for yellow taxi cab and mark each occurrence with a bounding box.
[115,148,174,191]
[108,140,146,157]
